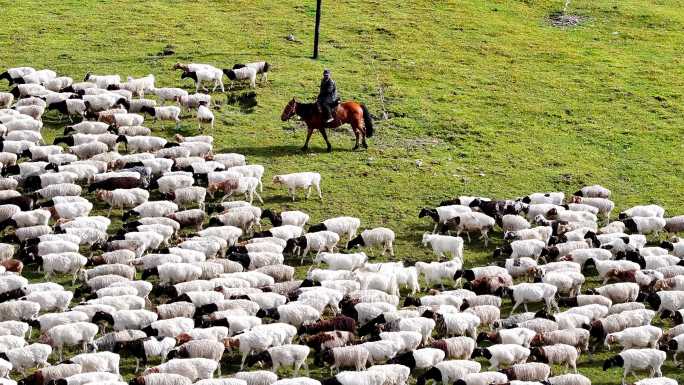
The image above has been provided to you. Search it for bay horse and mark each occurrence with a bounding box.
[281,98,373,152]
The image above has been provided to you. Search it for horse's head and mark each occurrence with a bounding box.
[281,98,297,121]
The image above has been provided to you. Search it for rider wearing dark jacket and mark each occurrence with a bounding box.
[317,69,338,123]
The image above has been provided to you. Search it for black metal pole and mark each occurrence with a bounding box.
[313,0,322,59]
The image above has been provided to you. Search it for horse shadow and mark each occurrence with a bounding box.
[217,145,357,158]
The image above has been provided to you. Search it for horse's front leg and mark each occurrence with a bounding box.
[319,128,332,152]
[301,127,314,152]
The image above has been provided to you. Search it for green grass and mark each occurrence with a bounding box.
[1,0,684,383]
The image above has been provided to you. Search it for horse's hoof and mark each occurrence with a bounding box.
[300,147,308,153]
[362,143,368,149]
[352,146,359,151]
[326,147,332,153]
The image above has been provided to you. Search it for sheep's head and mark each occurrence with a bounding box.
[272,175,283,185]
[223,337,239,349]
[38,333,51,345]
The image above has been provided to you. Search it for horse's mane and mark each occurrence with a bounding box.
[295,102,318,119]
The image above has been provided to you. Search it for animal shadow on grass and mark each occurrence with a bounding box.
[226,91,257,114]
[219,143,353,158]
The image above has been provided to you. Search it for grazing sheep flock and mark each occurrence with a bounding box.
[0,63,681,385]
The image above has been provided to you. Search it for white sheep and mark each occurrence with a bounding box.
[422,233,464,260]
[473,344,530,370]
[603,349,666,385]
[0,343,51,375]
[415,260,462,289]
[272,173,322,201]
[507,283,559,315]
[347,227,395,256]
[39,322,98,361]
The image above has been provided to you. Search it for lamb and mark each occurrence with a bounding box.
[320,345,369,374]
[224,67,257,88]
[39,322,98,360]
[258,303,320,328]
[39,252,87,284]
[387,348,445,372]
[139,106,181,128]
[232,371,278,385]
[619,205,665,219]
[69,351,119,374]
[529,344,577,373]
[443,212,496,246]
[588,311,656,344]
[499,363,551,382]
[117,74,155,97]
[166,339,224,374]
[622,217,666,235]
[421,233,464,260]
[590,282,640,304]
[502,283,559,315]
[143,263,203,285]
[502,215,531,232]
[124,201,178,219]
[504,226,552,245]
[16,363,82,385]
[470,344,530,370]
[20,290,73,312]
[181,69,224,93]
[272,173,322,201]
[477,328,537,348]
[245,344,310,376]
[428,336,476,360]
[605,325,662,351]
[417,360,480,385]
[346,227,395,256]
[0,343,50,375]
[196,102,215,131]
[223,330,276,370]
[308,217,361,242]
[430,312,481,339]
[0,321,28,338]
[574,184,611,198]
[629,379,678,385]
[130,373,192,385]
[67,141,108,159]
[166,209,205,231]
[493,240,545,261]
[603,349,666,385]
[11,209,51,228]
[233,62,270,81]
[92,309,158,331]
[322,371,385,385]
[50,371,121,385]
[419,205,472,233]
[143,358,218,381]
[311,250,365,271]
[208,177,263,204]
[415,260,463,289]
[83,72,120,88]
[96,189,147,216]
[569,196,615,217]
[452,372,508,385]
[0,93,13,109]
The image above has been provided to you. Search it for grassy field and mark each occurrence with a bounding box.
[1,0,684,383]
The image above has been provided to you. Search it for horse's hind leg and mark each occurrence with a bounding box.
[319,128,332,153]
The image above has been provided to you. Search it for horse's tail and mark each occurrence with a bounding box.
[361,104,374,138]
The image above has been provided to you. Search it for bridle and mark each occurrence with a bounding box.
[281,99,297,121]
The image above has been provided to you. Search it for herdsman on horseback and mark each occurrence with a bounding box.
[318,69,339,124]
[281,69,373,152]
